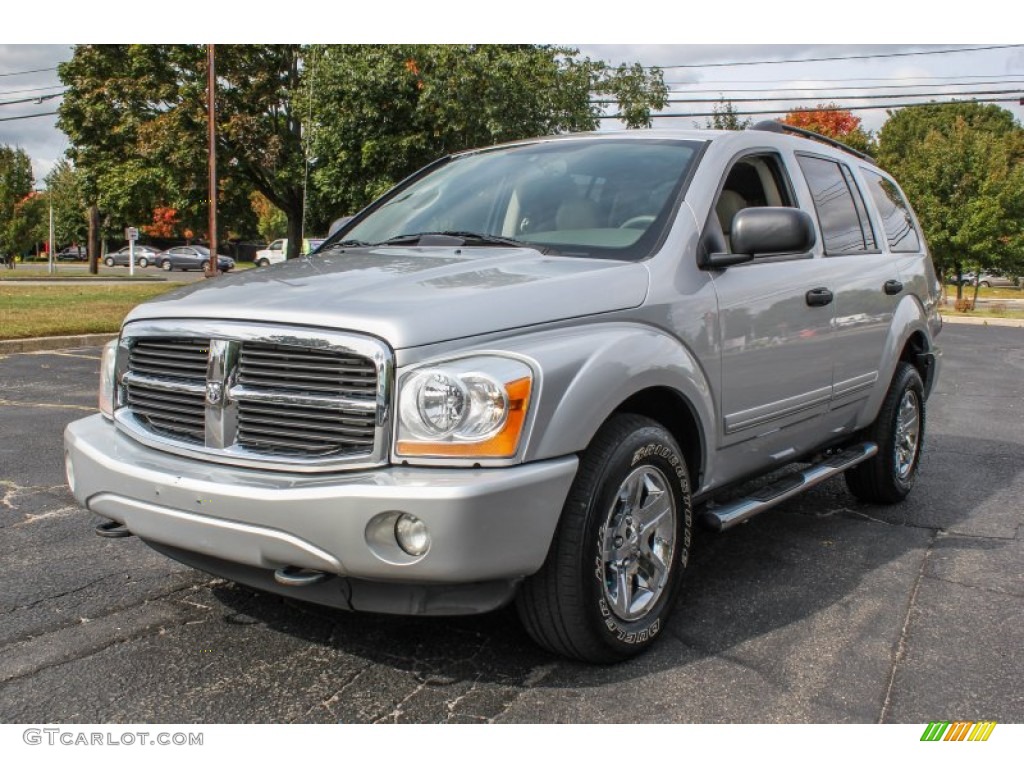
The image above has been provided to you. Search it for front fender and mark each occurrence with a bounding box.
[488,323,715,464]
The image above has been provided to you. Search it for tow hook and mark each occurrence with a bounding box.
[95,520,133,538]
[273,566,331,587]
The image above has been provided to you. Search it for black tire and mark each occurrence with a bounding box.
[161,260,173,271]
[138,257,149,268]
[516,414,692,663]
[979,281,990,288]
[104,257,115,267]
[845,362,925,504]
[257,258,270,267]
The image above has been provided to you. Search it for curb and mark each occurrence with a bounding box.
[938,314,1024,329]
[0,333,118,354]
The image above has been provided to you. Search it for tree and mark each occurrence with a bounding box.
[250,191,286,242]
[43,160,87,249]
[60,45,303,258]
[704,99,751,131]
[876,103,1024,301]
[0,145,36,257]
[304,45,668,224]
[782,104,874,155]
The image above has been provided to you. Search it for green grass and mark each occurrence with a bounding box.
[0,284,181,340]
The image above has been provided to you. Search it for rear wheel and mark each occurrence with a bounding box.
[516,414,692,663]
[161,260,173,272]
[137,257,149,268]
[845,362,925,504]
[104,257,115,267]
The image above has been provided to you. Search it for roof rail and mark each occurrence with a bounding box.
[750,120,876,165]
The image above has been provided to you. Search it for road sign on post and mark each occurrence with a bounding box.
[125,228,139,276]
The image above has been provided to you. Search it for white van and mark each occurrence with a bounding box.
[254,237,325,266]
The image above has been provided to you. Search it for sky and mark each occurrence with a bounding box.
[1,4,1021,182]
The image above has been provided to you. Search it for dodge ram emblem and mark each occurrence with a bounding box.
[205,381,223,405]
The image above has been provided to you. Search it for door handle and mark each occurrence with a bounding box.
[805,287,833,307]
[884,279,904,295]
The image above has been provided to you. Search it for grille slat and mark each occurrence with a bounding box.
[123,335,382,464]
[239,342,377,399]
[129,339,209,382]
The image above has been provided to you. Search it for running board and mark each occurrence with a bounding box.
[702,442,878,532]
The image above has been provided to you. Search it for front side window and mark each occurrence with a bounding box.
[337,139,703,261]
[797,154,877,255]
[862,169,922,253]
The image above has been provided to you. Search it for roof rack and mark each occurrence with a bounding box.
[750,120,876,165]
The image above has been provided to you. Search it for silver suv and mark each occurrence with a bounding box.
[64,123,942,663]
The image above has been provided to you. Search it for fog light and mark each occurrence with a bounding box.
[394,513,430,557]
[64,451,76,494]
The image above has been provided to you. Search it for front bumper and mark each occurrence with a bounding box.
[65,414,577,599]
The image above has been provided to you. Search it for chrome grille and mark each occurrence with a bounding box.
[128,338,210,380]
[236,400,376,456]
[238,342,377,399]
[117,323,389,472]
[125,338,209,443]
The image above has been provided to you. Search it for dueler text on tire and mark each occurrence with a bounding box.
[516,414,692,663]
[845,362,925,504]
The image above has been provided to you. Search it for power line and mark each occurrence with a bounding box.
[0,110,59,122]
[0,66,60,78]
[665,79,1024,96]
[598,97,1024,120]
[592,88,1024,106]
[666,72,1024,87]
[0,93,63,108]
[0,84,64,97]
[651,44,1024,70]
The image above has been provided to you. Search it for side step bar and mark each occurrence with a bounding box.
[702,442,878,532]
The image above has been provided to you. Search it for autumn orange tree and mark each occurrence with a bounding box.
[782,104,874,155]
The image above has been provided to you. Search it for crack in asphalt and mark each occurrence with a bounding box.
[0,574,116,618]
[0,578,211,649]
[878,530,936,724]
[920,573,1024,599]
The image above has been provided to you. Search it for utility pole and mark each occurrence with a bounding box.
[206,43,218,277]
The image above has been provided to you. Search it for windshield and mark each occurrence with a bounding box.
[337,138,702,260]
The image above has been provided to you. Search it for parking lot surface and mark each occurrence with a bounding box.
[0,325,1021,723]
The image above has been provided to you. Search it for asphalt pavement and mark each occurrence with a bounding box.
[0,326,1020,723]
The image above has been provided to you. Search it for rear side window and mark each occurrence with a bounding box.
[797,154,877,255]
[862,169,922,253]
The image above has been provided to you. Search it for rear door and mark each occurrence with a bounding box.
[794,154,902,417]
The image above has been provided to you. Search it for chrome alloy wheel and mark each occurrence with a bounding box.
[894,390,921,480]
[599,465,677,622]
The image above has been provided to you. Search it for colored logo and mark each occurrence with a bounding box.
[921,721,996,742]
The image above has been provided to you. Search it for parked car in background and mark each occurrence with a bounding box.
[254,237,325,267]
[55,246,88,262]
[155,245,235,272]
[104,245,162,268]
[968,271,1016,288]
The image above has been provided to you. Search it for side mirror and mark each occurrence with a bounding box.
[702,207,816,269]
[731,207,816,257]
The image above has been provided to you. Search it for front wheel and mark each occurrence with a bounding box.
[845,362,925,504]
[104,257,115,267]
[161,261,173,271]
[137,257,149,268]
[256,258,270,267]
[516,414,692,663]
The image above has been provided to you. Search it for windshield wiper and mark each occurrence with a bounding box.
[377,231,556,253]
[320,238,373,250]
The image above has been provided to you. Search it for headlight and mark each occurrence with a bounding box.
[98,339,119,419]
[395,356,533,459]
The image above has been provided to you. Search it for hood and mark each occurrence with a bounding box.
[126,246,650,349]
